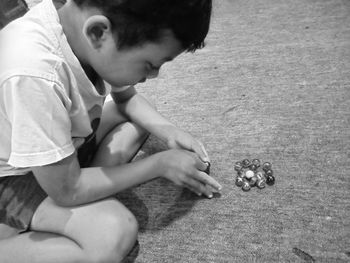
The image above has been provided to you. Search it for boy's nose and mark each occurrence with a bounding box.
[147,68,159,79]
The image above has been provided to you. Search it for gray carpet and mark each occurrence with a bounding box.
[21,0,350,262]
[124,0,350,262]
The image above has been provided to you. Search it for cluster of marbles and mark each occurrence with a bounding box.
[234,159,275,191]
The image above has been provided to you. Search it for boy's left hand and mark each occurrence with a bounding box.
[166,128,210,163]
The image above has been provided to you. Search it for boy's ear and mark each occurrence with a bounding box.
[82,15,112,50]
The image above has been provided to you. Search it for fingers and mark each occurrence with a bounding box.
[184,184,202,197]
[195,156,211,172]
[193,140,210,163]
[169,149,221,199]
[169,131,210,163]
[184,178,214,198]
[192,156,222,192]
[195,170,222,192]
[184,168,222,199]
[199,142,210,162]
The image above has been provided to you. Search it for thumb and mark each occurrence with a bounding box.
[197,142,210,163]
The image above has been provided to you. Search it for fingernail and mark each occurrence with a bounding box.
[204,162,210,171]
[208,194,213,199]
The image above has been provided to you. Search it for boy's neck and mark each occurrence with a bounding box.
[57,1,87,64]
[57,0,100,85]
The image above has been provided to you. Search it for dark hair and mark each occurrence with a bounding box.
[72,0,212,52]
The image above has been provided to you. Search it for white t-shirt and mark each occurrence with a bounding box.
[0,0,112,176]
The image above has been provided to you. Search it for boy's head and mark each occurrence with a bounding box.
[60,0,212,87]
[72,0,212,52]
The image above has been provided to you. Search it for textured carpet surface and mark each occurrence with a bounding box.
[22,0,350,262]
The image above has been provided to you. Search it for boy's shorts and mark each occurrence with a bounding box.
[0,135,97,232]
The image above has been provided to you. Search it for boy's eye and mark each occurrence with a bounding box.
[146,62,153,70]
[146,62,160,71]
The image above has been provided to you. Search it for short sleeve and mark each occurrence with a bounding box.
[2,76,75,167]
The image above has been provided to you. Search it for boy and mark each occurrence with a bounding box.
[0,0,222,262]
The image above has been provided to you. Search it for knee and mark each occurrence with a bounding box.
[106,213,138,263]
[87,200,138,263]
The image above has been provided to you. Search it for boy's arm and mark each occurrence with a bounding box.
[32,148,217,206]
[32,151,160,206]
[31,87,221,206]
[111,87,210,163]
[111,86,175,142]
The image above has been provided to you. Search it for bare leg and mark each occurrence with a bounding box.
[92,121,148,167]
[0,224,18,240]
[0,197,138,263]
[91,99,151,167]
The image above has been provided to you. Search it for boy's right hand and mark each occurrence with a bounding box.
[158,149,222,198]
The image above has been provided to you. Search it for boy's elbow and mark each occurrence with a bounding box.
[33,152,84,207]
